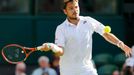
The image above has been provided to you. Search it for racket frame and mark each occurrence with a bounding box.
[2,44,37,64]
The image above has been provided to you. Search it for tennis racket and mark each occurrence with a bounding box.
[2,44,42,64]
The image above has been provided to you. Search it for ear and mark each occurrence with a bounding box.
[63,9,67,15]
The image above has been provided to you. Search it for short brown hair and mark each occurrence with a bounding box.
[62,0,78,9]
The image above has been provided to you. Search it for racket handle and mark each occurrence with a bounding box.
[36,46,43,50]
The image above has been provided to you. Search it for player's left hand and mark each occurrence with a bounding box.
[120,43,132,57]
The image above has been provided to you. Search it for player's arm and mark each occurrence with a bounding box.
[88,17,132,57]
[103,32,132,57]
[39,43,64,56]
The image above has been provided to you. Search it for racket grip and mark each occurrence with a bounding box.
[36,46,43,50]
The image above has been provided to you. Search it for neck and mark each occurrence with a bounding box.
[67,17,80,25]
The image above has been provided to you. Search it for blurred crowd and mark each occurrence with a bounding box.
[0,0,117,14]
[15,55,60,75]
[93,46,134,75]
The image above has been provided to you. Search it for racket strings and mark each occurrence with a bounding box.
[3,46,26,62]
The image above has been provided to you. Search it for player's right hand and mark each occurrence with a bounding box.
[39,43,51,51]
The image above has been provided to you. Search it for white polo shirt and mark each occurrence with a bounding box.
[55,16,105,75]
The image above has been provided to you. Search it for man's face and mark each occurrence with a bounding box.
[63,1,80,19]
[16,63,26,73]
[39,60,48,68]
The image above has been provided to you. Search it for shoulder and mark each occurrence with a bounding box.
[56,20,67,31]
[79,16,92,20]
[48,68,56,72]
[80,16,103,27]
[32,68,41,74]
[80,16,97,22]
[56,24,65,30]
[48,68,57,75]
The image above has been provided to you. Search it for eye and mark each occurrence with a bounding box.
[74,6,78,9]
[69,7,73,10]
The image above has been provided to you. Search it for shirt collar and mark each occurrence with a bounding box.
[65,16,84,27]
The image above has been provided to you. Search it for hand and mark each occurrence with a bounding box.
[119,43,132,57]
[38,43,51,51]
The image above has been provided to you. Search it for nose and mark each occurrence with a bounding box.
[73,7,78,13]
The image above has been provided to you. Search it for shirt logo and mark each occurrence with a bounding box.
[83,21,87,24]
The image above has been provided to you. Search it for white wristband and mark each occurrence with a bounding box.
[117,41,124,48]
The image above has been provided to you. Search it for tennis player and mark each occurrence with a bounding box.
[40,0,132,75]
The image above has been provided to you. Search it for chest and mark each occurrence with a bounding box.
[64,24,93,42]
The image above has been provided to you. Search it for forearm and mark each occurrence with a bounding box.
[103,33,124,48]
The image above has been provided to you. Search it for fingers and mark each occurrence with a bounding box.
[43,43,52,49]
[117,42,131,57]
[36,43,51,51]
[124,45,132,57]
[125,52,131,57]
[125,51,131,57]
[43,43,48,46]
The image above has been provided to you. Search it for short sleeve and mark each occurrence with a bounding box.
[87,17,105,35]
[55,25,65,47]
